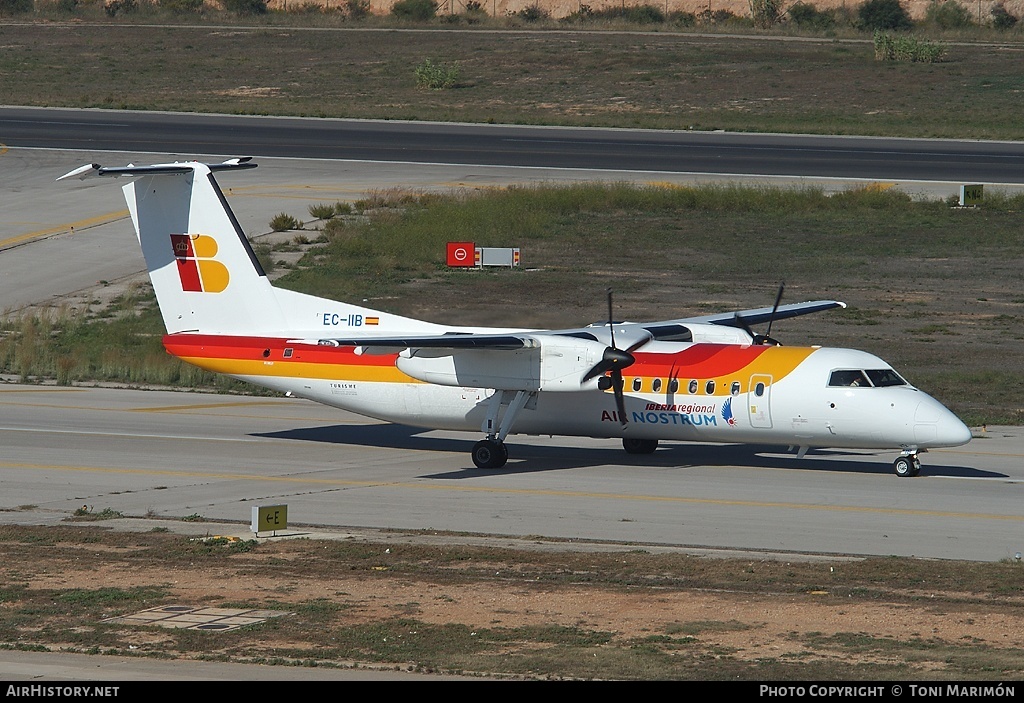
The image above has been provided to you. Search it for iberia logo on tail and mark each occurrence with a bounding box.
[170,234,229,293]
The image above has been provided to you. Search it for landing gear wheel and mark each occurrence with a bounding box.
[893,455,921,478]
[472,439,508,469]
[623,438,659,454]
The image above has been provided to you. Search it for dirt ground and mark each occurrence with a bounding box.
[6,520,1023,678]
[65,560,1016,661]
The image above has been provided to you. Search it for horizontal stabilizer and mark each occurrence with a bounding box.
[56,158,257,182]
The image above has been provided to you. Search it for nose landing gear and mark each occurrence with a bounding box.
[893,453,921,478]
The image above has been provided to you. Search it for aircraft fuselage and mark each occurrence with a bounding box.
[165,334,971,453]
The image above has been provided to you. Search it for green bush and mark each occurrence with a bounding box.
[990,1,1018,27]
[414,58,460,90]
[104,0,138,16]
[461,0,487,23]
[561,3,592,21]
[697,8,744,25]
[0,0,33,13]
[345,0,369,19]
[391,0,437,20]
[749,0,784,28]
[621,4,665,23]
[858,0,913,30]
[269,212,301,231]
[874,31,946,61]
[309,203,337,220]
[787,1,837,28]
[668,10,697,26]
[223,0,267,15]
[513,3,550,21]
[924,0,974,28]
[159,0,204,13]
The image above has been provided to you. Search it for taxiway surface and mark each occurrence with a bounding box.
[1,383,1019,563]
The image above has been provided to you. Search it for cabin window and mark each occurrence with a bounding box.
[283,348,294,359]
[754,382,766,397]
[866,369,907,387]
[688,380,698,394]
[669,379,679,393]
[652,378,663,393]
[730,381,741,396]
[705,380,716,395]
[632,378,642,392]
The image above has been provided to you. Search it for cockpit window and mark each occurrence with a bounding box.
[829,370,870,388]
[866,369,907,387]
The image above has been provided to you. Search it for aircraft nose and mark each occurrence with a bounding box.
[914,397,972,448]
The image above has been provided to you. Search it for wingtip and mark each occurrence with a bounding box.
[56,163,100,182]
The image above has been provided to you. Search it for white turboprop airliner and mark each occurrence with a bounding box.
[59,158,972,476]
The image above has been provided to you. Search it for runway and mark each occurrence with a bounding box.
[1,383,1021,562]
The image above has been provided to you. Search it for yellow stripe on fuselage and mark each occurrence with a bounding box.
[178,356,417,383]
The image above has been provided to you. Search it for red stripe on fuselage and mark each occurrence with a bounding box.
[162,334,399,367]
[631,344,769,377]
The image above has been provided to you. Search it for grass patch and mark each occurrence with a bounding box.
[56,586,168,607]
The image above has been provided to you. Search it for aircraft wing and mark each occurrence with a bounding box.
[678,300,847,329]
[295,300,846,351]
[56,158,257,181]
[292,333,539,351]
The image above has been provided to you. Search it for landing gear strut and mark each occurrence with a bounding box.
[471,389,534,469]
[893,453,921,478]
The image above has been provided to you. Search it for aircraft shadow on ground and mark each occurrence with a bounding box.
[254,424,993,479]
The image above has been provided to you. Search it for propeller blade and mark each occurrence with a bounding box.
[736,283,787,345]
[611,370,628,425]
[606,287,616,350]
[585,288,635,425]
[765,281,785,339]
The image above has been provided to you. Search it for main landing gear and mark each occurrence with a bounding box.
[472,438,509,469]
[622,438,659,454]
[471,390,533,469]
[893,453,922,478]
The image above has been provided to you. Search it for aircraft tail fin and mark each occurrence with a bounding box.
[59,159,438,338]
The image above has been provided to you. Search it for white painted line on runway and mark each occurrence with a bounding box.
[0,426,264,443]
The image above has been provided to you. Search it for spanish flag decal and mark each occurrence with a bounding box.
[170,234,229,293]
[365,317,380,326]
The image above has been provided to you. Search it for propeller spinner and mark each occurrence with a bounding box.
[582,289,648,425]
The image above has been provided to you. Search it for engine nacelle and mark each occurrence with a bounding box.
[682,322,754,345]
[395,334,608,391]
